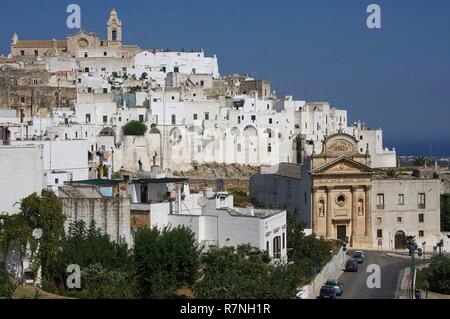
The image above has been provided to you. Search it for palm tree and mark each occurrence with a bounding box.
[404,235,417,256]
[384,168,398,178]
[413,157,428,167]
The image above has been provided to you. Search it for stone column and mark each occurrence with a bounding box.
[365,185,372,237]
[326,186,333,238]
[312,187,318,235]
[351,186,357,244]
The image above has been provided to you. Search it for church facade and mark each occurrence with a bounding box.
[310,133,374,248]
[10,9,135,58]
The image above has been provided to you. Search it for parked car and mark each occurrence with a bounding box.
[317,285,337,299]
[325,279,344,296]
[352,251,365,264]
[345,259,358,272]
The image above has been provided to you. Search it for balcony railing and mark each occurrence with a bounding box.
[376,204,384,210]
[418,203,426,209]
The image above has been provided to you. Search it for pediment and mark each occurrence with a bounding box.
[310,156,374,175]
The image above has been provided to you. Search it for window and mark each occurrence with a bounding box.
[251,115,256,122]
[12,79,18,86]
[377,193,384,209]
[55,179,59,184]
[86,114,91,123]
[103,115,108,124]
[112,29,117,41]
[161,66,166,73]
[360,135,363,140]
[174,66,179,73]
[418,193,426,209]
[33,79,38,85]
[20,50,25,56]
[205,113,210,120]
[398,194,405,205]
[192,68,196,74]
[84,52,88,58]
[75,132,78,138]
[84,67,89,72]
[377,229,382,238]
[103,88,108,94]
[419,214,424,223]
[266,241,269,253]
[193,114,198,120]
[397,217,402,223]
[377,217,382,224]
[200,80,204,86]
[87,87,92,93]
[268,143,272,153]
[171,115,176,125]
[65,133,68,140]
[104,52,107,56]
[269,118,273,124]
[20,96,25,103]
[419,230,424,237]
[273,236,281,259]
[139,115,144,122]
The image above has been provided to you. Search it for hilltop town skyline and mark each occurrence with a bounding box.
[1,0,449,156]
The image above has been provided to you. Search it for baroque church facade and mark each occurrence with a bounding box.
[310,133,374,248]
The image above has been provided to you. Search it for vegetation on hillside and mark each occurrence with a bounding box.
[122,120,148,136]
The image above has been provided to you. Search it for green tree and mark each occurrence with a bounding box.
[134,226,201,298]
[46,220,135,294]
[427,256,450,294]
[287,214,337,284]
[0,214,34,275]
[18,190,65,278]
[0,268,15,299]
[75,263,137,299]
[194,245,297,299]
[413,157,428,167]
[441,194,450,231]
[384,168,399,178]
[122,120,148,136]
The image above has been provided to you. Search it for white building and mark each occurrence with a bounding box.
[127,172,287,260]
[132,50,220,87]
[0,145,45,214]
[372,177,442,252]
[10,139,89,187]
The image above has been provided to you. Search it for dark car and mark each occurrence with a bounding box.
[345,259,358,272]
[317,285,337,299]
[352,251,365,264]
[325,279,344,296]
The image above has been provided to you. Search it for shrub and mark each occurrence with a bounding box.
[427,256,450,294]
[122,121,148,136]
[0,268,15,299]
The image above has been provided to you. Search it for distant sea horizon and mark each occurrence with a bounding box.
[385,139,450,157]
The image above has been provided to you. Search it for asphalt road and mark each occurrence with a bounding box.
[337,251,411,299]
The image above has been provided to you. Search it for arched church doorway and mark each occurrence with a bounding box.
[395,231,406,250]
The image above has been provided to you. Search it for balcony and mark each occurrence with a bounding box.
[376,204,384,210]
[418,203,426,210]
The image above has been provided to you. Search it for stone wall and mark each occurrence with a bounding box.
[62,196,131,246]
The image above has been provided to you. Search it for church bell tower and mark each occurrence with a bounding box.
[107,8,122,46]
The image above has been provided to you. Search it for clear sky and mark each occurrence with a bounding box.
[1,0,449,156]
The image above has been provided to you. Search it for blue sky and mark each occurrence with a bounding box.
[1,0,449,155]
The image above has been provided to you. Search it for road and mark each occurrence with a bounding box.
[337,251,412,299]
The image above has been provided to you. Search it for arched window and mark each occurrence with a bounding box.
[112,28,117,41]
